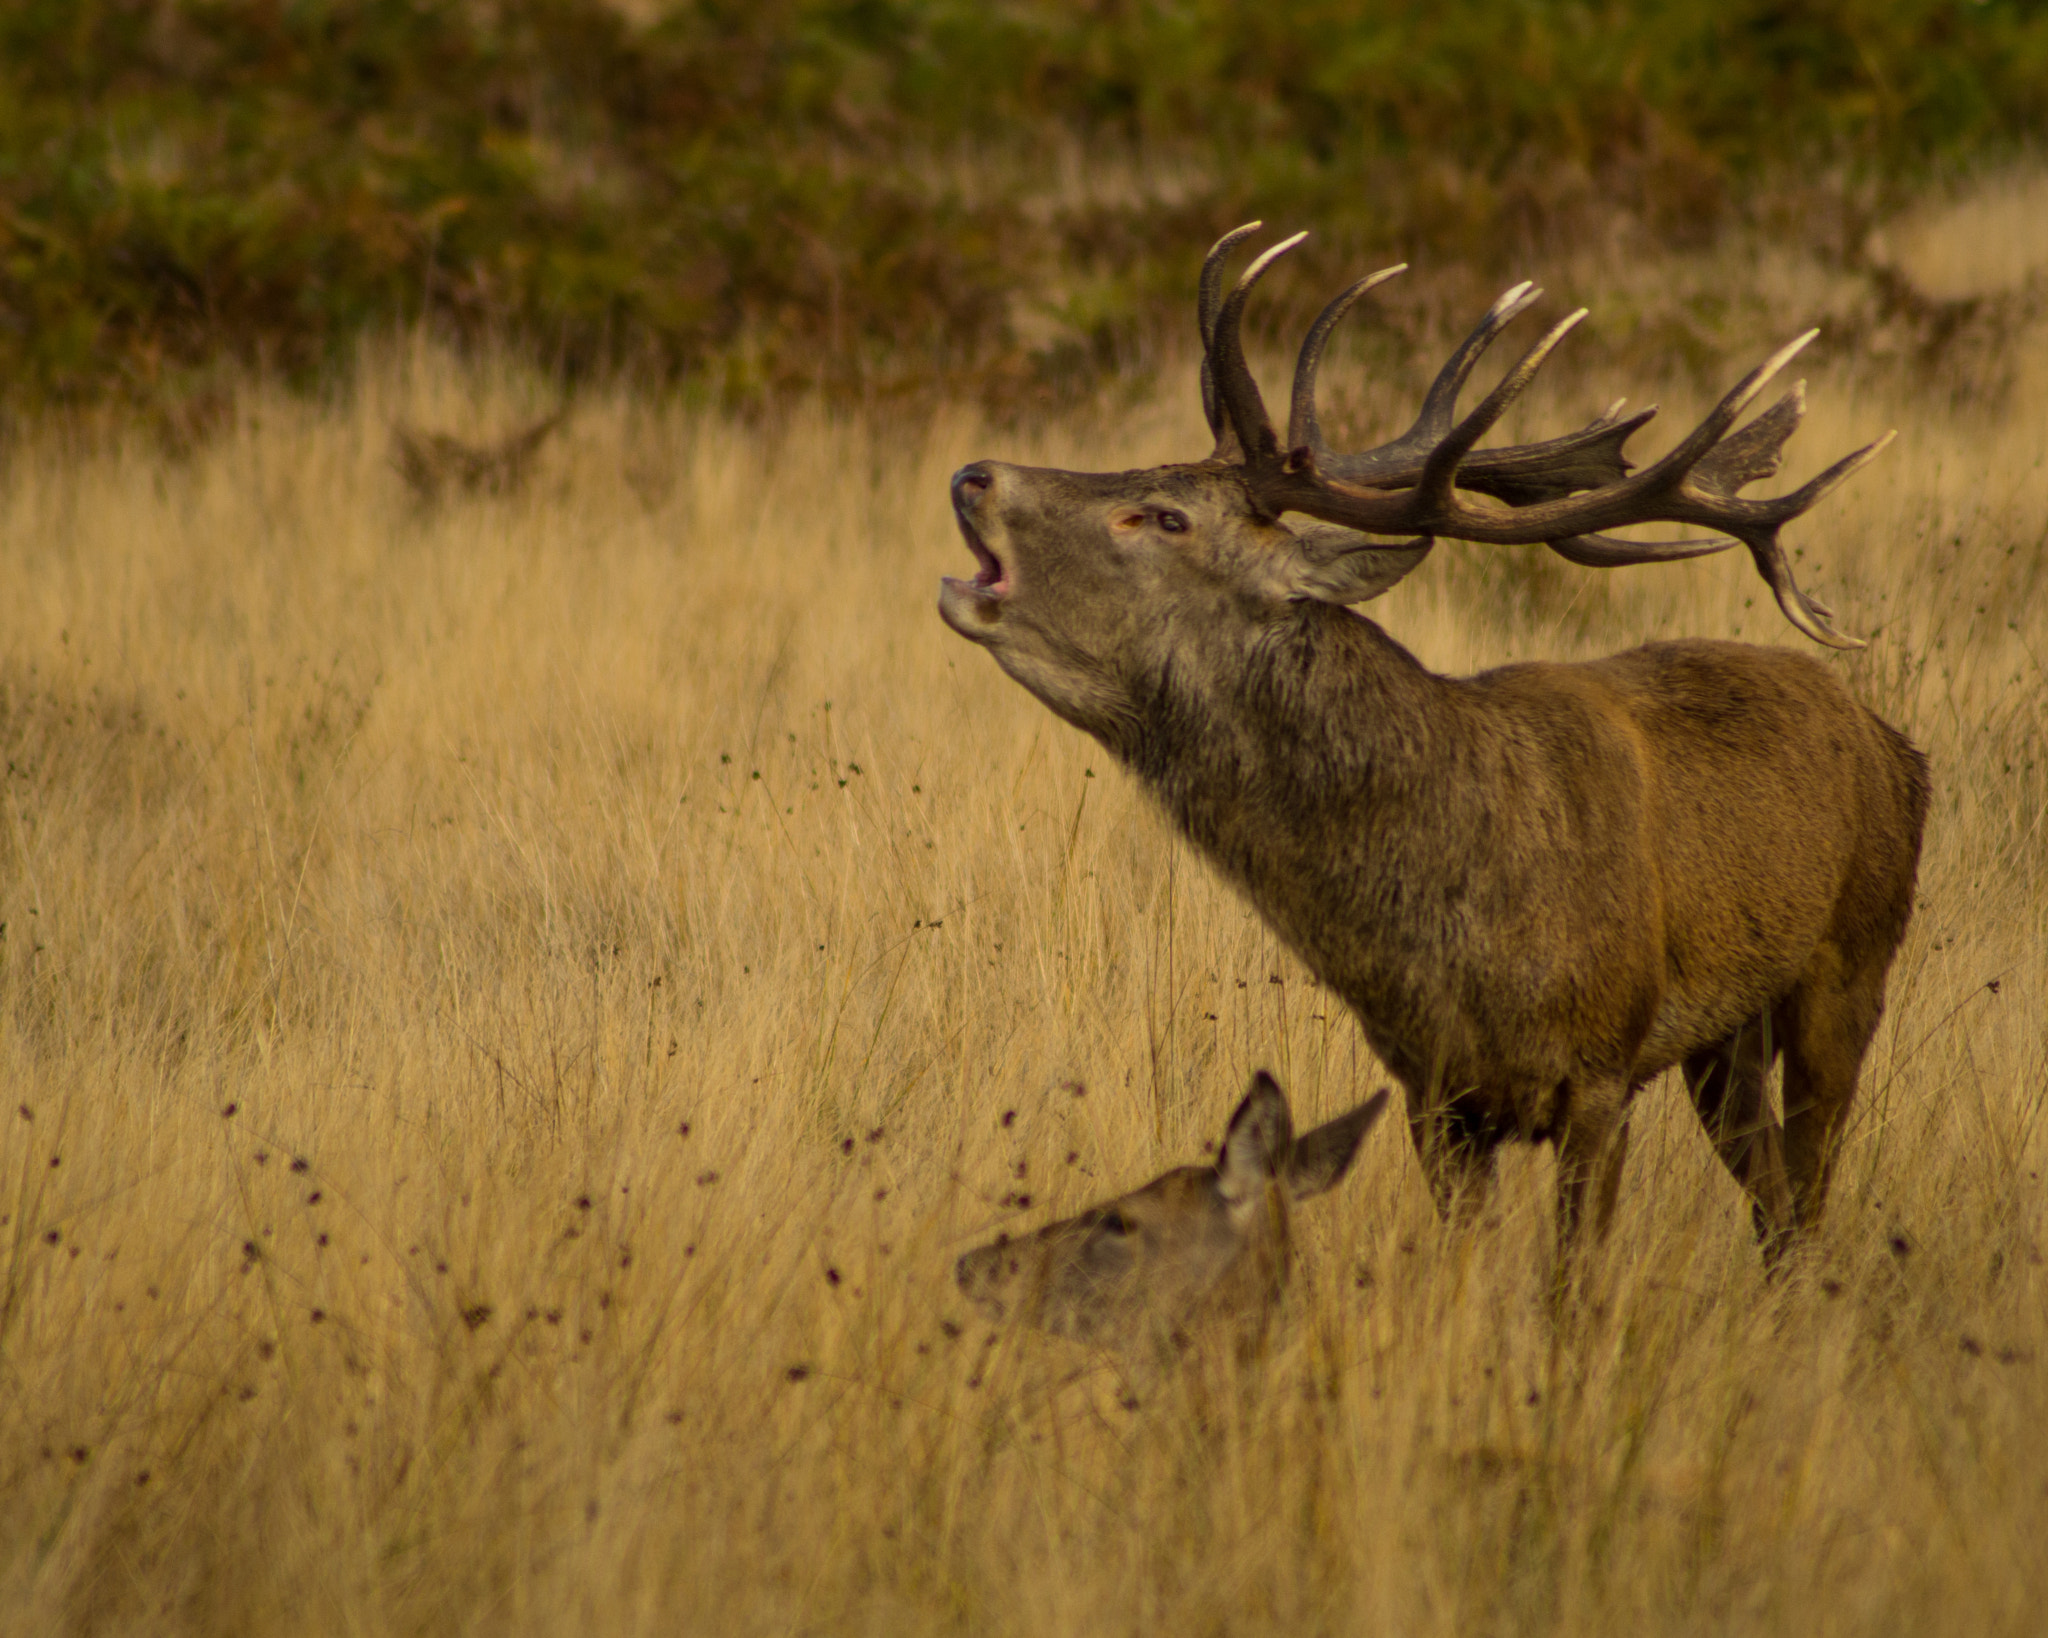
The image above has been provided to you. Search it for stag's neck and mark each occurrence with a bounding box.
[1116,603,1455,881]
[1103,601,1527,1089]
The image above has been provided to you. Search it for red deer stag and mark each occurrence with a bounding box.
[938,227,1928,1265]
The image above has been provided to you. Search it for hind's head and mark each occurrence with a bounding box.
[955,1073,1387,1353]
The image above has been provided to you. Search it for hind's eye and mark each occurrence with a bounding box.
[1098,1210,1133,1236]
[1155,509,1189,534]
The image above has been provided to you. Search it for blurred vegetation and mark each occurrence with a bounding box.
[1,0,2044,419]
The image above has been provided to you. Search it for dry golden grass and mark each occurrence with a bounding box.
[2,180,2046,1636]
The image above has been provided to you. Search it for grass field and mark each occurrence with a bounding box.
[1,177,2045,1636]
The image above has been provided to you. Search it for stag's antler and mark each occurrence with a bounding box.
[1199,226,1892,647]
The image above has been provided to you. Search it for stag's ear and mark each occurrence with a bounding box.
[1281,525,1433,605]
[1217,1071,1295,1203]
[1288,1090,1390,1200]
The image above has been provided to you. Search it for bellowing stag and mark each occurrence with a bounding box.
[938,227,1928,1264]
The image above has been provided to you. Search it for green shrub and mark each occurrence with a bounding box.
[1,0,2042,415]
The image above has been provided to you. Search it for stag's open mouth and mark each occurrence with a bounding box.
[943,512,1011,602]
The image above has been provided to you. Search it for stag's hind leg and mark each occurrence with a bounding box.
[1684,1016,1797,1258]
[1781,954,1891,1231]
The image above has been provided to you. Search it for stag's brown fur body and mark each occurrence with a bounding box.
[1123,589,1927,1243]
[940,229,1927,1258]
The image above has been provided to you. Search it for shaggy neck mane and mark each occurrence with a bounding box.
[1115,603,1456,894]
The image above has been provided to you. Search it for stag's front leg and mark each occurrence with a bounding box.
[1548,1081,1632,1318]
[1406,1093,1502,1226]
[1554,1080,1633,1252]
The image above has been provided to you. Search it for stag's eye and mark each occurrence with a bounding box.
[1097,1210,1133,1236]
[1154,509,1190,534]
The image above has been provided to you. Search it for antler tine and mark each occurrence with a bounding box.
[1199,223,1268,449]
[1723,517,1859,648]
[1210,231,1309,465]
[1199,223,1266,349]
[1287,264,1407,455]
[1713,428,1895,648]
[1631,330,1818,493]
[1414,281,1546,436]
[1315,281,1547,487]
[1777,426,1897,514]
[1411,310,1588,514]
[1546,533,1737,567]
[1690,384,1804,495]
[1458,401,1660,505]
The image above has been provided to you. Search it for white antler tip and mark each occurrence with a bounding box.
[1237,232,1310,288]
[1228,235,1310,288]
[1485,282,1542,323]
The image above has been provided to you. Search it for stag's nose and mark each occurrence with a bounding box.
[951,463,994,513]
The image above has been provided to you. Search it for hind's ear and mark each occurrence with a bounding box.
[1288,1090,1390,1200]
[1281,526,1432,605]
[1217,1071,1295,1203]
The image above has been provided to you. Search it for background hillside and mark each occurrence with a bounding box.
[3,0,2045,421]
